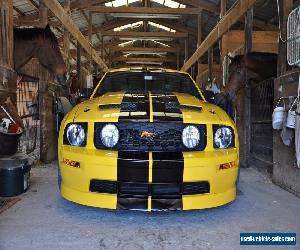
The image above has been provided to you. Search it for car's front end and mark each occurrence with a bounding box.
[58,69,239,211]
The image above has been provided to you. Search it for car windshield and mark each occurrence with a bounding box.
[93,71,203,100]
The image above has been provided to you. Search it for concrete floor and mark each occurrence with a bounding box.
[0,163,299,250]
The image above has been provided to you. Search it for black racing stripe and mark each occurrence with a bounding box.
[118,92,150,121]
[151,92,183,122]
[151,198,182,211]
[151,152,184,210]
[117,151,149,210]
[152,152,184,183]
[117,152,149,183]
[117,198,149,210]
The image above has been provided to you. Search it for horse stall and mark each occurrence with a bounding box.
[221,31,278,172]
[17,58,58,163]
[16,74,40,161]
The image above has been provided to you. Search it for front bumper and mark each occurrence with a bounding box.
[58,146,239,211]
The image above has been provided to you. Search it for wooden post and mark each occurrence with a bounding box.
[277,0,293,76]
[208,47,213,83]
[197,11,202,86]
[243,7,253,168]
[0,0,15,104]
[220,0,226,62]
[63,0,70,71]
[76,41,81,88]
[88,11,93,76]
[0,0,13,68]
[101,36,104,68]
[176,47,180,70]
[39,1,48,27]
[184,37,188,64]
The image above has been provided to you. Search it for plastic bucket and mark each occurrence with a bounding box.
[286,98,298,128]
[0,130,23,156]
[272,105,286,130]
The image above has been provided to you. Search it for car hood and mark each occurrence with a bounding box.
[65,92,233,126]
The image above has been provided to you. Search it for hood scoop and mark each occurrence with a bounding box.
[99,104,121,110]
[99,102,139,111]
[165,102,202,112]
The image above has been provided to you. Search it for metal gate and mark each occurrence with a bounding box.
[250,78,274,172]
[16,74,40,160]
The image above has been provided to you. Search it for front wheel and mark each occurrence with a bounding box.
[58,166,61,190]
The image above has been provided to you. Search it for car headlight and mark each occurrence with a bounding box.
[101,124,119,148]
[182,125,200,149]
[214,126,234,149]
[65,123,87,146]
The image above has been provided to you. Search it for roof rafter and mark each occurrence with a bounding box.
[89,6,203,15]
[102,31,188,38]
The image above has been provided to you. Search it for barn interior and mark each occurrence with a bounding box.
[0,0,300,249]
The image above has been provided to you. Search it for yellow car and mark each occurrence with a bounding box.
[58,68,239,211]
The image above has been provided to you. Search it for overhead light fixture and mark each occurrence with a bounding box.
[123,51,168,55]
[111,13,181,19]
[125,61,163,65]
[120,37,173,41]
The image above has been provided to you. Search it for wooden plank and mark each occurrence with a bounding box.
[8,0,14,68]
[89,6,203,15]
[102,31,188,38]
[221,31,278,55]
[63,0,70,70]
[42,0,108,71]
[181,0,258,71]
[244,7,253,168]
[39,1,48,28]
[112,57,175,62]
[110,46,178,53]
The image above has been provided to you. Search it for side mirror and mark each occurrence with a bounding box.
[79,88,92,99]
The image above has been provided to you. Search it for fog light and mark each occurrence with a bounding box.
[63,158,80,168]
[219,161,235,170]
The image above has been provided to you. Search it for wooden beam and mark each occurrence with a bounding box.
[109,46,178,52]
[27,0,39,9]
[102,31,188,38]
[181,0,258,71]
[277,0,293,76]
[112,56,175,62]
[221,31,278,55]
[39,1,48,27]
[13,6,25,16]
[63,0,70,70]
[42,0,108,71]
[89,6,203,15]
[197,11,202,81]
[243,7,253,168]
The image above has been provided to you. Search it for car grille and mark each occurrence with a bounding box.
[90,180,210,197]
[94,122,206,152]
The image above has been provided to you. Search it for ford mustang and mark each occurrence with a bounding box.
[58,68,239,211]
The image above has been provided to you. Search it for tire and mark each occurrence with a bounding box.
[58,166,61,190]
[236,167,241,187]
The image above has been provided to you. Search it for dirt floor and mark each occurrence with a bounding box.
[0,163,299,250]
